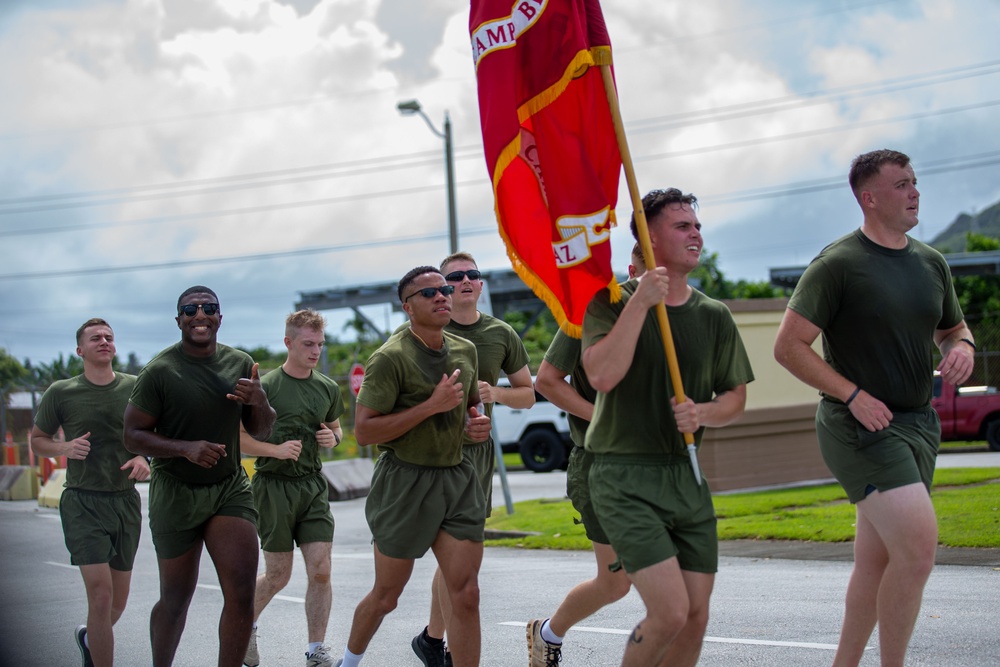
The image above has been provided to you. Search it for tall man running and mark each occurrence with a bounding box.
[774,149,973,667]
[31,318,150,667]
[335,266,491,667]
[124,286,276,667]
[526,243,646,666]
[583,189,753,666]
[412,252,535,667]
[241,310,345,667]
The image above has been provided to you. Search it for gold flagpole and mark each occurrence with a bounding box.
[599,64,702,484]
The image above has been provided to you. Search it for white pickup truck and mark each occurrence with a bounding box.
[491,377,573,472]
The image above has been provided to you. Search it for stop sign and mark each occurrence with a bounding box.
[349,362,365,398]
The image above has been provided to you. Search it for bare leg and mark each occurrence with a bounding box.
[345,544,414,655]
[621,557,714,667]
[301,541,333,643]
[831,508,886,666]
[655,569,714,667]
[252,550,293,622]
[108,568,132,626]
[427,567,449,640]
[430,531,483,667]
[80,563,130,666]
[548,541,631,636]
[150,543,203,666]
[834,483,937,667]
[204,515,259,667]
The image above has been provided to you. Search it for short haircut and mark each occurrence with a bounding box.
[440,251,477,272]
[76,318,111,346]
[630,188,699,240]
[286,309,326,338]
[630,242,646,274]
[398,266,441,302]
[177,285,219,312]
[848,149,911,201]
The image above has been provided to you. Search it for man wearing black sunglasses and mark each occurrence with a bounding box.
[335,266,490,667]
[124,285,276,667]
[411,252,534,667]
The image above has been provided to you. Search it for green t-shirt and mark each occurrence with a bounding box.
[582,281,754,456]
[357,329,478,467]
[129,342,254,485]
[446,313,530,444]
[254,368,345,478]
[788,230,964,410]
[34,373,137,492]
[543,329,596,448]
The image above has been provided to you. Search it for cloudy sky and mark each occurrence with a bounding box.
[2,0,998,368]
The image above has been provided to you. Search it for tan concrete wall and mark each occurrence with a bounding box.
[701,403,832,492]
[723,297,822,411]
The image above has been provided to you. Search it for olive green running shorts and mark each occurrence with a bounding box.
[566,446,609,544]
[816,400,939,503]
[463,439,495,518]
[590,453,717,574]
[148,469,258,559]
[365,452,485,560]
[60,488,142,570]
[252,472,334,552]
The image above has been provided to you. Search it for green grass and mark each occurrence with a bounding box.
[939,439,990,451]
[485,467,1000,550]
[501,452,523,470]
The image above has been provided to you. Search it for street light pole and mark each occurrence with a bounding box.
[397,99,458,255]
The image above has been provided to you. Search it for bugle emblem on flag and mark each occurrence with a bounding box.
[470,0,622,336]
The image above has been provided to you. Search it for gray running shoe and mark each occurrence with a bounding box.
[244,627,260,667]
[527,618,562,667]
[306,644,335,667]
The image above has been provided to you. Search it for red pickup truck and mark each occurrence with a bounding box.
[931,374,1000,451]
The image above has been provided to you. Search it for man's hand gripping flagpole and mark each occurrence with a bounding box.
[599,65,702,485]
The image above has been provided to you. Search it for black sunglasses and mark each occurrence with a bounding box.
[178,303,220,317]
[444,269,482,282]
[404,285,455,302]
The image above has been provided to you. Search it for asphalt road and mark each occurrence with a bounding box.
[1,452,998,666]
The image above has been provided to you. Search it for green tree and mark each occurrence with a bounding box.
[953,232,1000,325]
[29,352,85,386]
[0,348,30,406]
[691,249,788,300]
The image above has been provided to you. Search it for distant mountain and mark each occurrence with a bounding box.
[929,199,1000,253]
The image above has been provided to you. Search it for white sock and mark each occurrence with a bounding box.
[307,642,322,654]
[83,633,89,649]
[540,619,563,645]
[252,622,258,631]
[340,647,363,667]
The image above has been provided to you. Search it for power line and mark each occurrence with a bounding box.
[635,99,1000,162]
[3,149,998,283]
[0,151,484,215]
[627,60,1000,133]
[0,179,486,239]
[0,225,499,282]
[3,57,997,214]
[3,95,997,239]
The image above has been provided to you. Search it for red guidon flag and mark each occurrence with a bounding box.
[470,0,622,336]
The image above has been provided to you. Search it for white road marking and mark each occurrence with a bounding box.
[196,583,304,604]
[44,560,75,570]
[500,621,846,651]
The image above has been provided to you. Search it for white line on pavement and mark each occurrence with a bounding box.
[499,621,841,650]
[196,583,304,604]
[44,561,75,570]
